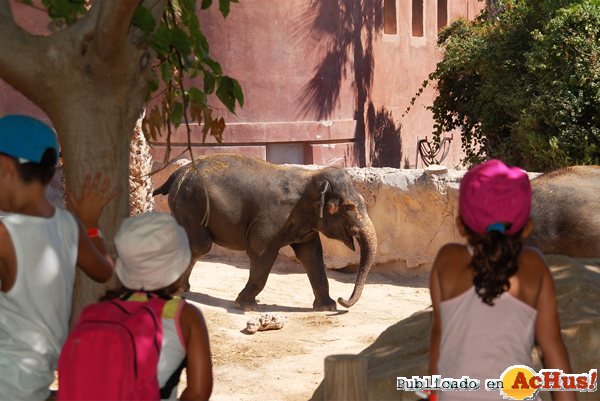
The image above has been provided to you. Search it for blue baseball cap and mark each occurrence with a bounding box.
[0,115,59,164]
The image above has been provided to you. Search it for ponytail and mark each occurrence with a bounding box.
[462,218,524,306]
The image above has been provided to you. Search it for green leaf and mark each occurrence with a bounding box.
[146,77,160,102]
[159,61,172,84]
[194,38,210,59]
[152,27,171,56]
[189,87,207,104]
[218,0,231,17]
[201,0,213,10]
[232,78,244,108]
[170,28,192,59]
[189,67,203,79]
[216,76,238,113]
[180,0,197,13]
[218,0,239,18]
[132,5,156,35]
[202,57,223,75]
[18,0,34,5]
[169,101,184,129]
[149,76,160,93]
[204,73,217,94]
[182,12,200,31]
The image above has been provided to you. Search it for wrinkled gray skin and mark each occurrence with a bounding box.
[526,166,600,258]
[153,154,377,311]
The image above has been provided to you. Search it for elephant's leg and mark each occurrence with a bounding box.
[235,246,280,311]
[178,220,213,291]
[291,235,336,311]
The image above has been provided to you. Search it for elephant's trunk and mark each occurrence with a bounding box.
[338,212,377,308]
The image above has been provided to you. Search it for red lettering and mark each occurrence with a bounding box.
[512,372,530,390]
[577,376,588,389]
[562,376,576,389]
[591,372,597,389]
[529,376,542,389]
[543,372,561,389]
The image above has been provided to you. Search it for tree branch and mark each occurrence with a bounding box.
[0,0,13,22]
[93,0,140,63]
[0,16,48,109]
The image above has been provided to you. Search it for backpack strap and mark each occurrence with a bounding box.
[120,290,137,301]
[159,356,187,399]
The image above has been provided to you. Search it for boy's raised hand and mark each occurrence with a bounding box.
[68,172,116,229]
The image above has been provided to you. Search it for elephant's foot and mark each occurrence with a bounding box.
[235,296,258,311]
[313,297,337,311]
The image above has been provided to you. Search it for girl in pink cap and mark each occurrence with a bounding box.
[428,160,575,401]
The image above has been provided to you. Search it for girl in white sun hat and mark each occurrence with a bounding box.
[58,212,212,400]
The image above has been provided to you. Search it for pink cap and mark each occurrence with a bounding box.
[459,160,531,235]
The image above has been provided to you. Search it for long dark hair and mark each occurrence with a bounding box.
[462,217,524,306]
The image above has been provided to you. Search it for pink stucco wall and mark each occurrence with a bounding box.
[1,0,485,169]
[153,0,484,168]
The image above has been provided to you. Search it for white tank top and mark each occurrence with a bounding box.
[0,208,79,400]
[438,287,538,400]
[158,297,187,400]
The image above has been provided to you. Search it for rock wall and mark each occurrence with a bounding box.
[152,161,541,272]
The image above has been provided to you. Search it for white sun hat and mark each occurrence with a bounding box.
[114,212,192,291]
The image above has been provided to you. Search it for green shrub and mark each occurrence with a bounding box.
[424,0,600,171]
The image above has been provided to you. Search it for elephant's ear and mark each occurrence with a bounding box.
[319,181,330,218]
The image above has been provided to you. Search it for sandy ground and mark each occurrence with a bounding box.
[179,254,432,401]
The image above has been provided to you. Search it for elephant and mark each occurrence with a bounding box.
[526,165,600,258]
[152,154,378,311]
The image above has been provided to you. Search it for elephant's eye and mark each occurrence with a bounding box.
[340,203,356,212]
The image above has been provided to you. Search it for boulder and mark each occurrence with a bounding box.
[311,256,600,401]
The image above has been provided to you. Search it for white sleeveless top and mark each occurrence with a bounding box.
[0,208,79,400]
[438,287,538,400]
[158,297,187,400]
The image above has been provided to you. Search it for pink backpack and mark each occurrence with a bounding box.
[57,293,167,400]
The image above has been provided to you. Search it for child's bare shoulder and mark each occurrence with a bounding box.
[436,243,468,261]
[518,246,551,280]
[434,243,469,272]
[180,302,207,334]
[520,246,549,268]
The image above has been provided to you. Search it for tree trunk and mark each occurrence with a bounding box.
[58,105,141,325]
[47,42,152,325]
[0,0,167,325]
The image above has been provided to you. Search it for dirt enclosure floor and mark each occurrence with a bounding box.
[179,254,432,400]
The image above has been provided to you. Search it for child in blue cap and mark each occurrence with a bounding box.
[0,115,115,400]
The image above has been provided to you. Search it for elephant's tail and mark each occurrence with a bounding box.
[152,172,177,197]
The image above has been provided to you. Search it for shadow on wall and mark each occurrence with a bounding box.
[296,0,383,167]
[368,104,403,168]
